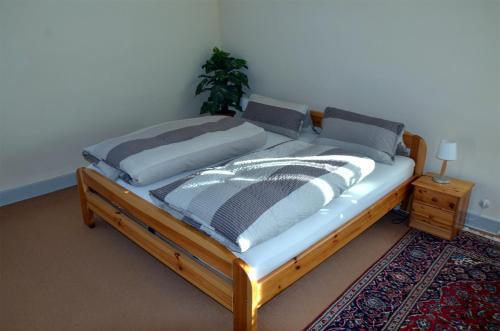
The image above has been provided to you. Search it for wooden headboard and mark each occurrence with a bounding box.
[309,110,427,176]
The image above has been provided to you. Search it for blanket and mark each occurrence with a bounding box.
[83,116,266,185]
[150,141,375,252]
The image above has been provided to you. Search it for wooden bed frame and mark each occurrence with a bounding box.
[77,111,426,330]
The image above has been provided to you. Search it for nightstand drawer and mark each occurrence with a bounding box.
[411,201,455,226]
[409,213,453,240]
[414,187,458,212]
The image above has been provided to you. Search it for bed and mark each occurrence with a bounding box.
[77,110,426,330]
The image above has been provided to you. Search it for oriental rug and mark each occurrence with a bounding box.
[306,230,499,331]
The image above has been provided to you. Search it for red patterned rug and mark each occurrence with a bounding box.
[306,230,500,331]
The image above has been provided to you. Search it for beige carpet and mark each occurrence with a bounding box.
[0,187,409,331]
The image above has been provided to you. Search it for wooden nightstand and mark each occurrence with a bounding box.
[409,173,475,240]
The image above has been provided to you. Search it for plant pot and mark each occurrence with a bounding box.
[216,110,236,117]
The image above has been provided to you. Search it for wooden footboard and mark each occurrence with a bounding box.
[77,168,236,310]
[77,111,426,330]
[77,168,417,330]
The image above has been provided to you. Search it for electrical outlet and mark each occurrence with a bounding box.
[479,199,490,209]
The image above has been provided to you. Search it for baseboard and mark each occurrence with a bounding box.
[0,172,76,207]
[1,174,499,235]
[465,213,499,235]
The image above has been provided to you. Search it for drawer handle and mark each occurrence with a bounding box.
[449,203,455,209]
[431,197,438,203]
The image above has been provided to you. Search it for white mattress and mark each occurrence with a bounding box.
[237,155,414,279]
[88,127,414,280]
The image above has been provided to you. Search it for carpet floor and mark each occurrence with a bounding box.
[306,230,500,330]
[1,187,408,331]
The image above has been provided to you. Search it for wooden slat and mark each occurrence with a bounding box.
[86,191,233,310]
[256,176,415,307]
[81,168,235,277]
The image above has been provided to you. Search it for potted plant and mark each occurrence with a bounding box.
[195,47,249,116]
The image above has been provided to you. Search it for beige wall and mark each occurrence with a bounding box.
[0,0,220,190]
[1,0,499,221]
[219,0,500,221]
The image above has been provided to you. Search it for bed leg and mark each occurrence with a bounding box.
[400,190,414,213]
[76,168,95,228]
[233,259,257,331]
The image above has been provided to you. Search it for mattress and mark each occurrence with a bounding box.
[237,155,414,279]
[88,127,414,279]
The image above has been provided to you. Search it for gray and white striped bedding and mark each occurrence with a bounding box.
[150,140,375,252]
[242,94,308,139]
[317,107,404,164]
[83,116,266,186]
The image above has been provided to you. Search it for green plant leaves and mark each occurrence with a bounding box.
[200,101,219,115]
[196,47,249,115]
[195,78,209,95]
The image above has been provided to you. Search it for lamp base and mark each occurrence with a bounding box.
[432,175,450,184]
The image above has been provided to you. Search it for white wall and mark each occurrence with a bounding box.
[0,0,220,190]
[219,0,500,221]
[1,0,499,221]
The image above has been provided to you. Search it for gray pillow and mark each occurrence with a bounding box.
[242,94,308,139]
[316,107,404,164]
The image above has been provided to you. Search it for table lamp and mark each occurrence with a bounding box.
[433,139,457,184]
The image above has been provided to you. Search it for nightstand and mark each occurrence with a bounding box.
[409,173,475,240]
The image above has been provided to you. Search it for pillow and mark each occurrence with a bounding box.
[242,94,308,139]
[316,107,404,164]
[396,135,410,156]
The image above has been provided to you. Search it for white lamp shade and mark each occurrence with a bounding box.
[437,139,457,161]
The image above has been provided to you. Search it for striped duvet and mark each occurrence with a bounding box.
[150,141,376,252]
[83,116,266,186]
